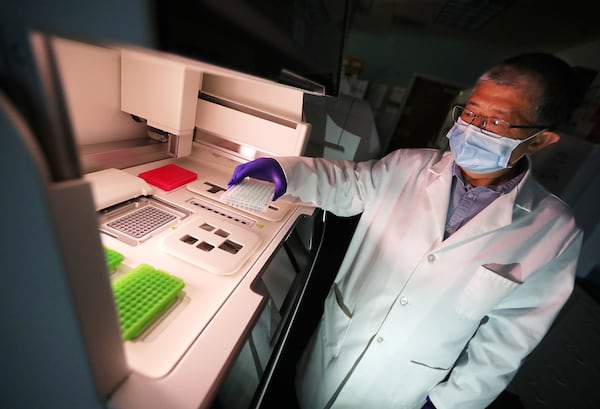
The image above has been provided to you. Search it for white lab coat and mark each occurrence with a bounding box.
[276,149,582,409]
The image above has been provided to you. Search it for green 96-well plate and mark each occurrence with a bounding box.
[104,247,125,273]
[112,264,184,340]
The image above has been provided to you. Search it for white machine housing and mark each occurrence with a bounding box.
[44,35,318,409]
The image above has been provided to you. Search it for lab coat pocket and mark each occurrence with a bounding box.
[321,284,353,362]
[407,354,455,396]
[456,264,521,321]
[410,358,453,372]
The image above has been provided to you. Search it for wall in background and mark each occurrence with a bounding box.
[344,28,600,90]
[344,28,521,88]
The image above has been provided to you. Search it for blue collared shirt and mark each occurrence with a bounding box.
[444,160,527,239]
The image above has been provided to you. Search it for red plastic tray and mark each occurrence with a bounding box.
[138,164,197,191]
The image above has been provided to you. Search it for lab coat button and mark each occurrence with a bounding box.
[427,254,437,263]
[400,297,408,305]
[376,336,384,343]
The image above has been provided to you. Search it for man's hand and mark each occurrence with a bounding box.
[228,157,287,200]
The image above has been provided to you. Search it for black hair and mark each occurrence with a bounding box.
[479,52,582,129]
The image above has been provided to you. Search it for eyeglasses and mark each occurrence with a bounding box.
[451,105,550,137]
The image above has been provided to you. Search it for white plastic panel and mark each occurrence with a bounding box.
[121,50,201,135]
[160,212,261,276]
[84,168,153,210]
[200,72,305,123]
[195,99,310,156]
[52,37,148,147]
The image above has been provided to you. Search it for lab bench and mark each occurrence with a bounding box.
[89,147,316,409]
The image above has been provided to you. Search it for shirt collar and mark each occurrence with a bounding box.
[452,157,528,194]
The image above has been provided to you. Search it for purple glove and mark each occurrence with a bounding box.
[228,157,287,200]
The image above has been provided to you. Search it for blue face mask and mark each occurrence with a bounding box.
[447,119,541,174]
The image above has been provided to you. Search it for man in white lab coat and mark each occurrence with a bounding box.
[228,53,583,409]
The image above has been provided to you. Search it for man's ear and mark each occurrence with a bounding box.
[527,130,560,154]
